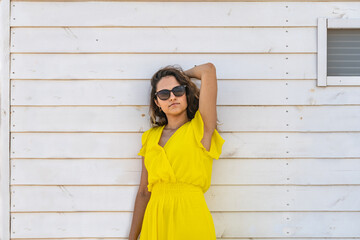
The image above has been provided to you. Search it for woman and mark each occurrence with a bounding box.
[128,62,225,240]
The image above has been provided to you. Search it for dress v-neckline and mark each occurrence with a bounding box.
[158,121,190,149]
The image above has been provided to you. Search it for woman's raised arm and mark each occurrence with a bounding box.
[184,62,218,151]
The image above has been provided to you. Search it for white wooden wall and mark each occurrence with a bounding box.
[7,1,360,239]
[0,0,11,240]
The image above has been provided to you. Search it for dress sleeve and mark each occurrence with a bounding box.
[192,110,225,160]
[138,128,152,157]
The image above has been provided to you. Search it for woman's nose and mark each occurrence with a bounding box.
[169,91,176,99]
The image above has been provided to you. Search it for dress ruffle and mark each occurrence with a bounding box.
[191,110,225,160]
[138,128,152,157]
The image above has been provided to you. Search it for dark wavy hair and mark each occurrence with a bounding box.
[149,65,199,127]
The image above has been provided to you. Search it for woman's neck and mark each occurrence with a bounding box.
[165,111,189,130]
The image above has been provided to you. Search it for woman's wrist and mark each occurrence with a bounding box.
[184,63,215,79]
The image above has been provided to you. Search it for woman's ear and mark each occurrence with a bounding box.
[154,98,160,108]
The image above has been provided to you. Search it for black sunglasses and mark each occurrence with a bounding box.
[155,85,187,100]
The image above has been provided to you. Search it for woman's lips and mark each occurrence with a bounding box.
[169,103,179,107]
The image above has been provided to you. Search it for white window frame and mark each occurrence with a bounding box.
[317,18,360,86]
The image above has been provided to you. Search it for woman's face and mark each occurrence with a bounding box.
[154,75,188,117]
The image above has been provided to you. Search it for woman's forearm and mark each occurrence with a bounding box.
[128,191,151,240]
[183,62,215,80]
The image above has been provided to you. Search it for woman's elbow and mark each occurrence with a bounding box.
[138,187,151,198]
[206,62,216,71]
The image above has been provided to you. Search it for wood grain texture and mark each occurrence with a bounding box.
[10,212,360,238]
[11,158,360,185]
[11,79,360,105]
[10,54,316,79]
[10,2,360,27]
[7,1,360,239]
[10,0,360,2]
[10,105,360,132]
[0,0,10,239]
[11,27,316,53]
[10,185,360,211]
[10,132,360,158]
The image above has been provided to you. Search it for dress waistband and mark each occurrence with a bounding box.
[152,182,203,195]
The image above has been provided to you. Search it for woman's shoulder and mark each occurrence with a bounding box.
[138,125,162,156]
[141,125,161,140]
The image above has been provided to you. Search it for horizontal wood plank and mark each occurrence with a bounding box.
[11,212,360,238]
[11,158,360,185]
[11,185,360,211]
[11,80,360,105]
[10,53,316,79]
[10,2,360,27]
[11,106,151,132]
[11,106,360,132]
[10,132,360,158]
[11,27,316,53]
[10,0,360,2]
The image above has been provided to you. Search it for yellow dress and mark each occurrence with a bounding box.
[138,110,225,240]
